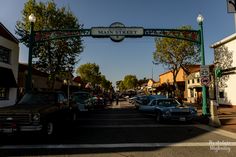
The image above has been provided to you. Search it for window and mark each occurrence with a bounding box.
[190,89,194,97]
[0,46,11,64]
[188,80,190,84]
[192,79,195,84]
[197,78,200,83]
[0,88,9,100]
[219,91,224,98]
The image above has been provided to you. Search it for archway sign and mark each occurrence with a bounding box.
[27,21,208,116]
[33,22,200,44]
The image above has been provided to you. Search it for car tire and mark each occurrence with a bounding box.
[155,112,163,123]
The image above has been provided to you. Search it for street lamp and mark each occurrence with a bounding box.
[64,79,70,105]
[26,13,36,93]
[197,14,208,116]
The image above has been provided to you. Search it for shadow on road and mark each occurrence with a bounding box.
[0,106,235,156]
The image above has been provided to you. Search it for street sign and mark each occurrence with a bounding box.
[91,22,144,42]
[201,76,210,86]
[200,65,210,77]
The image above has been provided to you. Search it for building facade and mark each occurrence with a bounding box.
[211,33,236,106]
[158,68,187,98]
[186,71,202,103]
[158,65,203,100]
[0,23,19,107]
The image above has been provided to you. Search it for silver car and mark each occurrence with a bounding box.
[139,98,197,123]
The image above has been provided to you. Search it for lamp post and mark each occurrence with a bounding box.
[26,13,36,93]
[64,79,70,106]
[197,14,208,116]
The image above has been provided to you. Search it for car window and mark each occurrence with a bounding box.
[157,99,179,107]
[18,93,56,105]
[150,100,157,106]
[58,93,66,103]
[73,93,90,103]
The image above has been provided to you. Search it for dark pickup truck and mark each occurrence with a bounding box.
[0,91,77,136]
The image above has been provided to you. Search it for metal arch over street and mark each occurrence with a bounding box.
[26,20,208,116]
[33,23,201,44]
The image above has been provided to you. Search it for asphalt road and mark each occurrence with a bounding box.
[0,101,236,157]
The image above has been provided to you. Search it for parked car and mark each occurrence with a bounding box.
[90,95,105,109]
[139,98,197,123]
[134,94,166,109]
[0,91,76,136]
[71,91,93,111]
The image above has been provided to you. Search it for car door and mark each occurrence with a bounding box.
[140,100,157,113]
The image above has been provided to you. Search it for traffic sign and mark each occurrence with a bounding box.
[201,76,210,86]
[200,65,210,77]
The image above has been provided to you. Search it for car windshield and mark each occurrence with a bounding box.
[157,99,180,107]
[17,93,56,106]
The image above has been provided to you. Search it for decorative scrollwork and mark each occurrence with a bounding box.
[144,29,200,43]
[34,29,91,42]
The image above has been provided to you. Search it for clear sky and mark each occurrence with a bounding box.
[0,0,235,86]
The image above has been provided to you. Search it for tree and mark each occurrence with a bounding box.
[16,0,83,89]
[153,26,200,96]
[76,63,102,87]
[116,80,125,91]
[214,45,233,88]
[123,75,138,90]
[137,77,148,87]
[100,75,112,91]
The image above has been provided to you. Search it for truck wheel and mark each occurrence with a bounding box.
[43,122,54,136]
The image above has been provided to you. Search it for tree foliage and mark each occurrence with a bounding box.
[76,63,101,87]
[137,77,147,87]
[214,45,233,88]
[76,63,112,91]
[153,25,200,95]
[100,75,113,91]
[123,75,138,90]
[16,0,83,89]
[117,75,138,91]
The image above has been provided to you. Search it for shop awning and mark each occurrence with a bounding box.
[0,67,17,87]
[188,85,202,89]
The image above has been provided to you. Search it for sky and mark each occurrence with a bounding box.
[0,0,235,87]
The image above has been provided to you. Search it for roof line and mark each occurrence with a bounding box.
[211,33,236,48]
[0,22,19,44]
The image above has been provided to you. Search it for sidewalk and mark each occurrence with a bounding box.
[197,105,236,134]
[217,106,236,133]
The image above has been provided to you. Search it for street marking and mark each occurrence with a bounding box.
[196,124,236,140]
[1,142,236,149]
